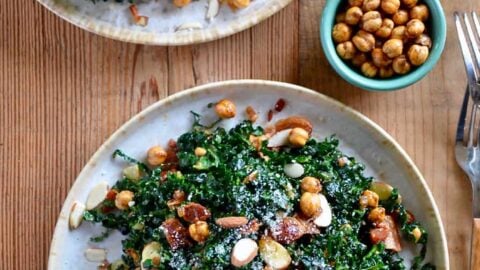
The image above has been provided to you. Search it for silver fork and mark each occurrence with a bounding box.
[454,11,480,269]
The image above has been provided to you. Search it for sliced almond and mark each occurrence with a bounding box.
[231,238,258,267]
[123,164,141,181]
[206,0,220,20]
[215,216,249,228]
[141,242,162,270]
[313,194,332,227]
[84,248,107,262]
[68,201,85,230]
[259,236,291,270]
[176,22,203,32]
[267,129,292,148]
[85,181,109,210]
[274,116,313,135]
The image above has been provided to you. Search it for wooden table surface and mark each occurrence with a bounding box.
[1,0,479,269]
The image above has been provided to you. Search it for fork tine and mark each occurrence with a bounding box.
[473,12,480,45]
[464,13,480,78]
[455,13,479,87]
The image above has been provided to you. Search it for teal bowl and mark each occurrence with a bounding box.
[320,0,447,91]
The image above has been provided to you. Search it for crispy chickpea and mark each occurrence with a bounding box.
[352,52,368,67]
[379,66,395,78]
[392,9,409,25]
[300,192,322,217]
[336,41,357,60]
[406,19,425,38]
[352,30,376,52]
[380,0,400,15]
[368,207,386,223]
[362,11,382,32]
[382,39,403,58]
[229,0,250,9]
[361,61,379,78]
[289,127,310,147]
[301,177,322,193]
[194,147,207,157]
[345,6,363,25]
[336,12,346,23]
[408,44,429,66]
[115,190,134,210]
[332,23,352,43]
[349,0,364,7]
[215,99,236,119]
[401,0,417,8]
[392,55,411,74]
[372,48,392,67]
[245,106,258,122]
[189,221,210,243]
[362,0,380,12]
[415,34,432,49]
[410,4,429,22]
[391,26,406,40]
[337,157,350,167]
[147,146,167,166]
[375,18,394,38]
[359,190,379,208]
[173,0,191,7]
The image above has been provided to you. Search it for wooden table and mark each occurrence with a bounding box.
[1,0,478,269]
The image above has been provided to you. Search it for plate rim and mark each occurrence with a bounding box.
[48,79,449,268]
[36,0,293,45]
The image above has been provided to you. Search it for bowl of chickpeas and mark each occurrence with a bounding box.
[320,0,446,91]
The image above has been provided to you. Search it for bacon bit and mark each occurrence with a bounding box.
[162,139,179,171]
[271,217,306,244]
[245,106,258,122]
[370,215,402,252]
[240,219,262,234]
[167,190,186,209]
[370,227,389,244]
[178,203,211,223]
[126,248,140,264]
[100,205,115,214]
[274,116,313,135]
[275,98,286,112]
[162,218,192,249]
[105,189,118,201]
[406,210,416,224]
[129,5,149,27]
[267,110,274,122]
[243,170,259,184]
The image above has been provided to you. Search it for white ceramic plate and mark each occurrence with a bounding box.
[48,80,449,269]
[37,0,292,45]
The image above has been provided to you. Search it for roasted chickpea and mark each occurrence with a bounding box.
[301,177,322,193]
[115,190,134,210]
[215,99,236,119]
[189,221,210,243]
[406,19,425,38]
[361,61,379,77]
[391,25,406,40]
[362,0,380,11]
[349,0,364,7]
[332,23,352,43]
[382,38,403,58]
[245,106,258,122]
[173,0,191,7]
[345,6,363,25]
[147,146,167,166]
[337,157,350,167]
[362,11,382,32]
[194,147,207,157]
[408,44,429,66]
[300,192,322,217]
[401,0,417,8]
[372,48,392,67]
[336,12,346,23]
[379,66,395,78]
[414,34,432,49]
[352,30,376,52]
[375,18,394,38]
[336,41,357,60]
[380,0,400,14]
[351,53,368,67]
[368,207,386,223]
[359,190,379,208]
[289,127,310,147]
[410,4,429,22]
[392,9,409,25]
[392,55,411,74]
[229,0,250,8]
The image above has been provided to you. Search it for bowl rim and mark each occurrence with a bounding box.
[48,79,449,268]
[320,0,447,91]
[36,0,293,46]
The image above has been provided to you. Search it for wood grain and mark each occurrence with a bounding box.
[0,0,478,268]
[472,218,480,269]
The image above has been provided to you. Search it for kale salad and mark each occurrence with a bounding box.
[69,98,434,269]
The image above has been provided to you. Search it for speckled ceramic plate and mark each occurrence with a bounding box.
[37,0,293,45]
[48,80,449,269]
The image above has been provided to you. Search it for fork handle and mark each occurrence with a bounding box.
[472,219,480,269]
